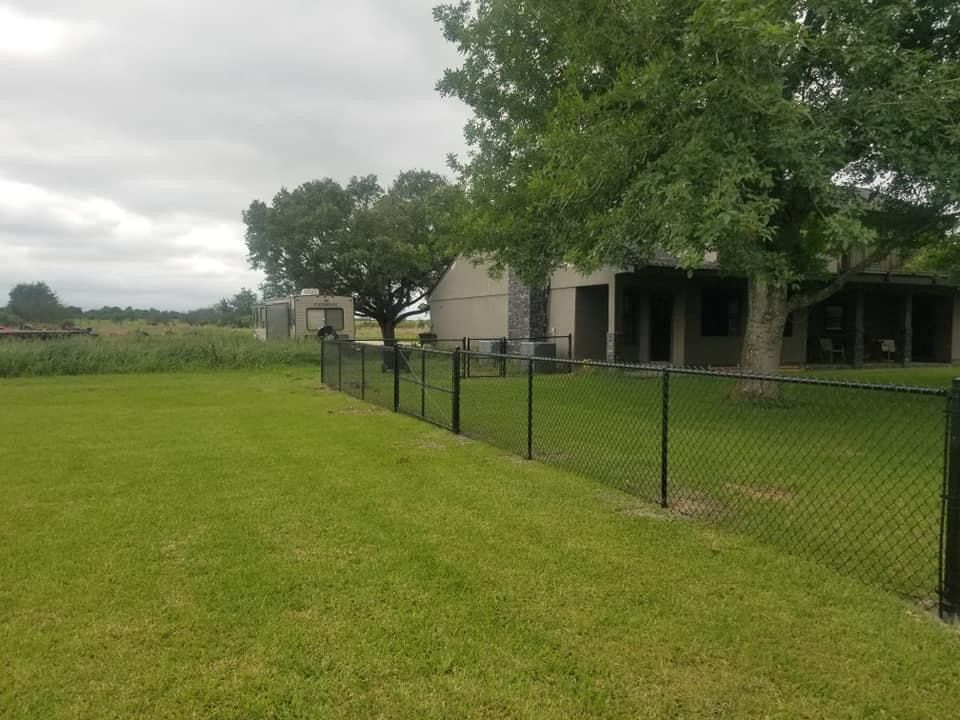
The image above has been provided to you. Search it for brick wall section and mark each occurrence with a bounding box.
[508,271,549,339]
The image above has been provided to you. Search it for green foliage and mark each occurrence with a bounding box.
[437,0,960,284]
[913,234,960,281]
[214,288,259,327]
[7,282,67,323]
[3,369,960,717]
[436,1,960,373]
[0,332,318,378]
[77,305,190,324]
[244,171,465,337]
[0,305,20,325]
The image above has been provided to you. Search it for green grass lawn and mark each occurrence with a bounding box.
[3,368,960,718]
[803,363,960,387]
[329,348,951,602]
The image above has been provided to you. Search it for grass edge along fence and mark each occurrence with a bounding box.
[321,339,960,622]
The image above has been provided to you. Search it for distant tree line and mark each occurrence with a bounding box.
[0,282,259,328]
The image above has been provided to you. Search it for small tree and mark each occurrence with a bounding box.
[244,171,464,341]
[214,288,259,327]
[7,282,67,324]
[436,1,960,394]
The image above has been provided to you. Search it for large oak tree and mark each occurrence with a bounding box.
[436,0,959,387]
[244,171,463,340]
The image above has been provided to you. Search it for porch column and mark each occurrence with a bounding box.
[902,292,914,367]
[853,288,865,368]
[671,287,686,366]
[606,277,623,362]
[952,293,960,364]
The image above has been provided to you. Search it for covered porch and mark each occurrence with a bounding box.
[806,282,958,367]
[601,269,701,365]
[592,270,960,368]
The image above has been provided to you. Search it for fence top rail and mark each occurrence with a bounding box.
[469,335,570,342]
[458,349,949,397]
[326,339,459,358]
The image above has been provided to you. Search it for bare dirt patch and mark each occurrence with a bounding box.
[725,483,795,503]
[670,493,727,518]
[326,406,385,416]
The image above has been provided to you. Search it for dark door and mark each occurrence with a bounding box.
[649,291,673,362]
[266,303,291,341]
[911,295,937,362]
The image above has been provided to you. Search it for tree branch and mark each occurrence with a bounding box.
[787,249,890,311]
[406,289,429,307]
[395,306,428,322]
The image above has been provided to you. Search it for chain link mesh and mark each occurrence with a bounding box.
[322,340,949,604]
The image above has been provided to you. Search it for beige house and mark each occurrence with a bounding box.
[429,257,960,366]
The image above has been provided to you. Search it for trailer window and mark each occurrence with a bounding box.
[307,307,344,331]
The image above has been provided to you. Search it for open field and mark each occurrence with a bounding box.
[67,319,251,337]
[330,346,950,601]
[0,331,319,378]
[354,318,427,341]
[2,368,960,718]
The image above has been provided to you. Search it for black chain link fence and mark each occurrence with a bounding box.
[321,339,960,619]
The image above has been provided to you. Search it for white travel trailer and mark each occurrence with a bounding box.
[253,290,355,341]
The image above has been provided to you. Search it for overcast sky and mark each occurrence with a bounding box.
[0,1,470,310]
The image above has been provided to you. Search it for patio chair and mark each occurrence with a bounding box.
[819,337,846,363]
[878,338,897,362]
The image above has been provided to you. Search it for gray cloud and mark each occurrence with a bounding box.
[0,0,470,310]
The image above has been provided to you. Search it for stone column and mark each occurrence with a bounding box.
[507,271,549,339]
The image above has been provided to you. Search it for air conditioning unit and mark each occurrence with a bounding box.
[300,288,321,296]
[518,341,559,374]
[476,339,505,354]
[516,341,556,359]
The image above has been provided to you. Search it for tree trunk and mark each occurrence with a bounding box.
[735,278,790,400]
[378,318,396,345]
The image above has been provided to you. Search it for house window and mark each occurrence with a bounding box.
[825,305,844,332]
[700,289,742,337]
[307,307,344,331]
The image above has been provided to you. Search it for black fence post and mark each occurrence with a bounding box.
[500,337,507,378]
[527,357,534,460]
[567,333,573,360]
[393,343,400,413]
[941,379,960,621]
[360,344,366,401]
[320,339,325,384]
[660,369,670,508]
[337,341,343,391]
[452,348,461,434]
[461,337,468,378]
[420,348,426,419]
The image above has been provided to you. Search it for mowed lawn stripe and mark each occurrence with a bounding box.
[1,368,959,719]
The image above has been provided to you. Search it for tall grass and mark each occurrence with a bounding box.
[0,332,319,378]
